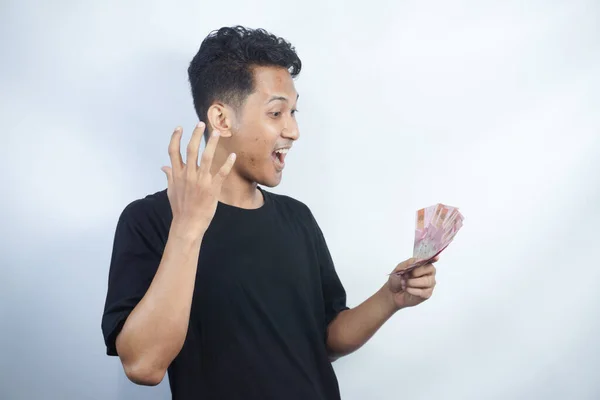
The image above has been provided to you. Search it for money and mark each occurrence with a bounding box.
[394,203,464,276]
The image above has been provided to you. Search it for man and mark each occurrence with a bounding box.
[101,26,437,400]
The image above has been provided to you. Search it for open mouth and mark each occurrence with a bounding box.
[272,148,289,170]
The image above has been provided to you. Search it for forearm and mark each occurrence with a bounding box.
[116,223,203,385]
[326,283,398,359]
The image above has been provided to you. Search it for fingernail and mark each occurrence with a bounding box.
[213,130,220,137]
[230,153,236,160]
[197,121,204,128]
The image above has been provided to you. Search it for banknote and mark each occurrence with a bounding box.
[394,203,464,276]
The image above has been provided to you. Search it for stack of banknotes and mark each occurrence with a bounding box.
[395,203,464,276]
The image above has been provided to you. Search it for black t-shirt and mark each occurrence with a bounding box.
[101,187,349,399]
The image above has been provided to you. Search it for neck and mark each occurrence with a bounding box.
[211,162,263,209]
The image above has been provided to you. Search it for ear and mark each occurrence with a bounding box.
[206,103,235,138]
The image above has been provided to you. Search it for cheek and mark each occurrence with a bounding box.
[238,151,256,167]
[235,126,273,169]
[253,136,268,145]
[248,137,270,166]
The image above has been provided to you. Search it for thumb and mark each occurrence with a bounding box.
[393,257,422,274]
[401,257,420,268]
[161,166,172,182]
[388,272,405,293]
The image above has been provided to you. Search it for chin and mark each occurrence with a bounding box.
[242,159,285,188]
[257,173,283,188]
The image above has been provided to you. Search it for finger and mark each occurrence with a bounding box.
[405,287,433,299]
[213,153,237,187]
[161,166,173,184]
[199,129,220,175]
[168,127,184,171]
[410,263,436,278]
[407,274,436,288]
[186,122,205,171]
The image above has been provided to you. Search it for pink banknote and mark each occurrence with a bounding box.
[394,203,464,276]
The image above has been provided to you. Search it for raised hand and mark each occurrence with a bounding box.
[161,122,236,238]
[387,257,438,309]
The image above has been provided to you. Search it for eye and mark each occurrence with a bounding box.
[270,111,281,118]
[291,109,299,116]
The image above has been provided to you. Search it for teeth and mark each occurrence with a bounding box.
[275,148,289,154]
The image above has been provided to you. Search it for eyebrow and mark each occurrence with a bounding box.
[267,93,300,104]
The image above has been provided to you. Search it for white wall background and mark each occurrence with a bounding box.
[2,0,599,399]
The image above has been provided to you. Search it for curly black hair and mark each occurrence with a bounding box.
[188,26,302,140]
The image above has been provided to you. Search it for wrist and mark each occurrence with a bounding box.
[378,283,402,314]
[169,219,207,244]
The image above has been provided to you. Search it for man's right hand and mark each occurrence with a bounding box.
[161,122,236,238]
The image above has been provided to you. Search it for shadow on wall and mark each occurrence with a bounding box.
[101,49,197,399]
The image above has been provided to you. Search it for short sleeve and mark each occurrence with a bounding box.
[309,210,349,327]
[101,200,165,356]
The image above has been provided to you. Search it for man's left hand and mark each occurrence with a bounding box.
[388,257,438,309]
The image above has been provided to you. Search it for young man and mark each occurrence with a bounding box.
[101,26,437,400]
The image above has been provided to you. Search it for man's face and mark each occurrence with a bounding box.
[225,66,300,188]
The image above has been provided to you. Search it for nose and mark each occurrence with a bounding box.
[282,120,300,141]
